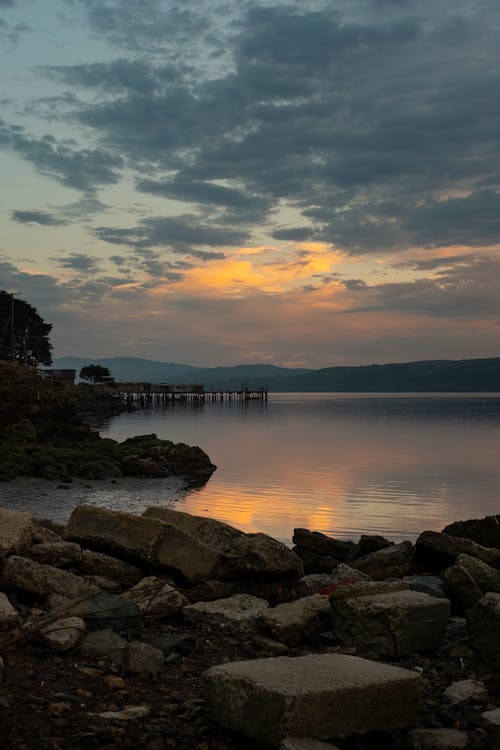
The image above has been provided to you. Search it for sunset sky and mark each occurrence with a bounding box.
[1,0,500,368]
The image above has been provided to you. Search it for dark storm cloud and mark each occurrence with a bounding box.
[8,0,500,255]
[0,120,123,192]
[93,215,248,252]
[63,0,211,52]
[11,210,67,226]
[50,253,101,273]
[43,59,180,95]
[343,256,500,318]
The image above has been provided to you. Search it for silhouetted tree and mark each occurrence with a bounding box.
[79,364,115,384]
[0,291,52,366]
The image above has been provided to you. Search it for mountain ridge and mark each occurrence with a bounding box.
[52,355,500,392]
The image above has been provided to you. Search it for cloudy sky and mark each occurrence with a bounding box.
[1,0,500,367]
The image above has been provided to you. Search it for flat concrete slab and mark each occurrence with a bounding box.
[205,653,421,745]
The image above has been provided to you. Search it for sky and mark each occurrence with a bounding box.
[1,0,500,368]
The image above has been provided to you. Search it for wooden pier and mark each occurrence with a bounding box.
[111,382,268,406]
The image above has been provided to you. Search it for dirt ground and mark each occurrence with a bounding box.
[1,611,499,750]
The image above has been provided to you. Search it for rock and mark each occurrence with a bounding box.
[294,566,370,597]
[0,508,36,559]
[123,641,164,675]
[443,554,500,609]
[481,708,500,728]
[406,728,470,749]
[123,576,187,616]
[1,556,98,600]
[260,595,330,646]
[76,549,143,587]
[57,591,140,630]
[145,507,304,581]
[292,529,355,561]
[466,592,500,668]
[26,541,82,567]
[444,678,488,705]
[415,531,500,573]
[442,565,482,611]
[0,592,21,630]
[329,579,408,600]
[253,634,289,655]
[331,589,450,658]
[443,516,500,550]
[40,616,86,652]
[95,705,150,721]
[83,574,122,592]
[347,534,394,562]
[80,628,127,662]
[280,740,341,750]
[404,575,449,598]
[204,653,421,745]
[349,540,414,579]
[183,594,269,630]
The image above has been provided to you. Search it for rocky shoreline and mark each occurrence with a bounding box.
[1,506,500,749]
[0,362,216,485]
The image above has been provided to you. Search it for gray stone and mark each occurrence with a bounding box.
[123,576,187,616]
[1,555,98,600]
[123,640,164,674]
[415,530,500,572]
[331,589,450,658]
[347,534,393,562]
[280,740,340,750]
[466,592,500,668]
[77,548,143,587]
[68,505,303,584]
[253,634,289,654]
[26,542,82,567]
[40,616,86,652]
[260,595,330,646]
[330,579,408,602]
[80,628,127,662]
[350,540,414,579]
[404,575,449,598]
[204,653,421,745]
[292,529,355,561]
[144,506,304,581]
[456,553,500,592]
[0,509,36,559]
[95,705,150,721]
[443,516,500,550]
[0,592,20,631]
[59,591,140,630]
[407,728,469,749]
[481,707,500,727]
[444,678,488,705]
[442,561,482,610]
[294,565,370,596]
[184,594,269,630]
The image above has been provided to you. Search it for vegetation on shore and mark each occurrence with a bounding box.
[0,361,215,484]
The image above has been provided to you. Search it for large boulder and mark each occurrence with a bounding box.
[292,529,355,562]
[67,506,303,585]
[466,592,500,668]
[259,595,330,646]
[1,555,98,600]
[442,553,500,610]
[349,541,414,580]
[144,507,304,582]
[331,589,450,658]
[415,530,500,572]
[0,509,37,559]
[443,516,500,550]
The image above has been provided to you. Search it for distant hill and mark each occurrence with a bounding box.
[53,357,311,386]
[263,357,500,392]
[53,355,500,392]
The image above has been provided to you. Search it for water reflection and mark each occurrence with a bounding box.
[96,393,500,544]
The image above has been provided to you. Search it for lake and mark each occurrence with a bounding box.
[94,393,500,545]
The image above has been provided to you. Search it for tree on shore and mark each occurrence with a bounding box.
[0,290,53,366]
[79,364,115,385]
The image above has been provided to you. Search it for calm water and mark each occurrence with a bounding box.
[94,393,500,545]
